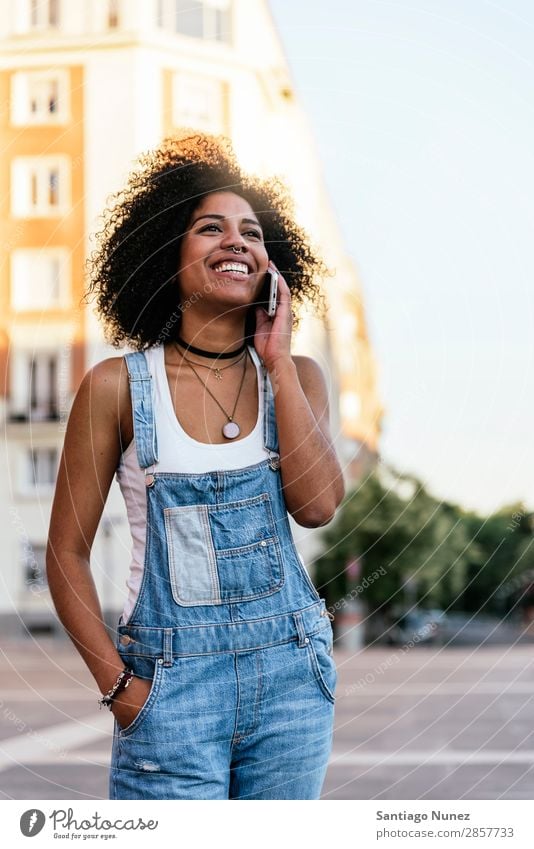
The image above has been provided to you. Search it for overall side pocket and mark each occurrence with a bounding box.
[306,626,337,704]
[117,657,165,738]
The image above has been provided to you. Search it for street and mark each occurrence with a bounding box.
[1,637,533,800]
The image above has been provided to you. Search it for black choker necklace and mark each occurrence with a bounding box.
[175,336,247,359]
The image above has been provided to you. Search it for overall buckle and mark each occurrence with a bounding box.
[267,451,280,471]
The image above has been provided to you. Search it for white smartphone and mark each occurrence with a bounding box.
[260,267,279,317]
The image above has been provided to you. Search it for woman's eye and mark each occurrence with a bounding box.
[198,224,262,239]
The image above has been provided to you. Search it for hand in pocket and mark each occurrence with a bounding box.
[111,675,152,731]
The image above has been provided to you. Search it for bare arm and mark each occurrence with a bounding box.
[46,357,150,724]
[270,354,346,527]
[253,261,345,527]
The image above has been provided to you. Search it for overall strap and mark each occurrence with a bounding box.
[260,359,281,470]
[124,351,159,474]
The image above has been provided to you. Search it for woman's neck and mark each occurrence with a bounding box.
[177,316,248,354]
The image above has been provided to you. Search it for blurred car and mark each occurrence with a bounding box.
[384,609,441,645]
[425,608,448,625]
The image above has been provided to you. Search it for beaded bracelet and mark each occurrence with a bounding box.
[98,667,134,711]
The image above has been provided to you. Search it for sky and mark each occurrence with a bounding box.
[269,0,534,516]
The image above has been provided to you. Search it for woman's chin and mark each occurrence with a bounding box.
[201,296,255,317]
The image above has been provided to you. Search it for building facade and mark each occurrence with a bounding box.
[0,0,383,635]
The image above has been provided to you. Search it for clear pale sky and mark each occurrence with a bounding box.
[270,0,534,516]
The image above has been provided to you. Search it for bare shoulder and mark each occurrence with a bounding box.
[74,355,133,444]
[75,356,129,410]
[82,355,129,390]
[51,356,133,554]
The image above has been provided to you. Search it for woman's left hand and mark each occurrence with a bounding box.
[253,261,293,370]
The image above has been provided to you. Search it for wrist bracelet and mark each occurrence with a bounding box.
[98,667,134,711]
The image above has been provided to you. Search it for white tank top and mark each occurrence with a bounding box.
[116,343,269,622]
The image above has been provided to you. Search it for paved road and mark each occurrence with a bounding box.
[1,637,533,800]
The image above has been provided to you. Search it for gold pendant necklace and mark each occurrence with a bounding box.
[176,345,250,439]
[178,348,247,381]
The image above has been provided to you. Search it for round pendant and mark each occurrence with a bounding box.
[222,420,240,439]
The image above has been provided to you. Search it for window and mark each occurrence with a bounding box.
[30,0,60,29]
[11,70,68,125]
[174,0,203,37]
[11,249,70,311]
[172,72,226,133]
[28,448,59,489]
[157,0,232,44]
[340,390,362,421]
[22,543,48,591]
[108,0,120,28]
[31,76,58,115]
[9,348,69,423]
[11,156,69,216]
[29,354,60,420]
[8,354,60,422]
[204,0,228,41]
[49,170,59,205]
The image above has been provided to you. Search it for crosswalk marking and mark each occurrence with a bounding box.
[331,750,534,766]
[0,713,111,772]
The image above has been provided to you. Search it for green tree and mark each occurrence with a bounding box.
[460,503,534,615]
[314,463,474,618]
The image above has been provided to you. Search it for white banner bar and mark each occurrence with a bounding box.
[2,799,533,848]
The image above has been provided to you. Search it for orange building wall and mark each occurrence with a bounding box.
[0,64,86,397]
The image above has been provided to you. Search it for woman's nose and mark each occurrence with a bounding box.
[220,230,248,251]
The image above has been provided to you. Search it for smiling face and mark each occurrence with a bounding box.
[177,191,269,313]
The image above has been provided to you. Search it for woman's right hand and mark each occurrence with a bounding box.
[110,675,152,731]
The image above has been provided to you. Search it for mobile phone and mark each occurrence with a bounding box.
[259,267,279,317]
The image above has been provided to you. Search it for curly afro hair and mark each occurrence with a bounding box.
[86,131,329,350]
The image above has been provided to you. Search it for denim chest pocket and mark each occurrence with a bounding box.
[164,492,284,605]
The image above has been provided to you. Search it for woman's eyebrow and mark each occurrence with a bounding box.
[191,213,262,229]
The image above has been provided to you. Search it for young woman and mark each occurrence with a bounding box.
[47,133,345,799]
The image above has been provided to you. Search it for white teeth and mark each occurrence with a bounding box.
[213,262,249,274]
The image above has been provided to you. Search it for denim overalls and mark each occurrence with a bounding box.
[109,349,337,799]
